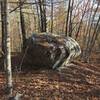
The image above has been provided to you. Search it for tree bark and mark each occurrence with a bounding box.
[38,0,47,32]
[85,15,100,62]
[35,0,41,32]
[82,0,95,60]
[65,0,71,36]
[75,0,90,39]
[83,1,100,62]
[50,0,53,33]
[69,0,74,37]
[19,0,27,52]
[3,0,13,97]
[1,1,6,55]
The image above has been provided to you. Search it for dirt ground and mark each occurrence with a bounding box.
[0,60,100,100]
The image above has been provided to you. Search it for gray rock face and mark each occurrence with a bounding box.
[22,33,81,70]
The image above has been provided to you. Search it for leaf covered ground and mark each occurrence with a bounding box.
[0,61,100,100]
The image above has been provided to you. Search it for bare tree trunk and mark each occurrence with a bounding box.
[69,0,74,37]
[82,0,96,60]
[84,0,95,44]
[35,0,41,32]
[3,0,13,97]
[75,0,90,39]
[38,0,47,32]
[82,1,100,62]
[1,1,5,54]
[43,0,46,32]
[65,0,71,36]
[50,0,53,33]
[85,15,100,62]
[85,2,99,49]
[19,0,26,52]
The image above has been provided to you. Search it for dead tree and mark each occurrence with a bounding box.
[82,1,100,62]
[75,0,90,39]
[84,0,95,44]
[65,0,71,36]
[19,0,27,52]
[2,0,13,97]
[50,0,53,33]
[0,1,6,70]
[38,0,47,32]
[85,15,100,62]
[69,0,74,37]
[72,0,83,22]
[89,15,100,53]
[70,1,83,34]
[1,1,5,54]
[35,0,41,32]
[82,0,98,61]
[86,1,99,46]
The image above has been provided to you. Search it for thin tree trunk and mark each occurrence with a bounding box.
[50,0,53,33]
[38,0,47,32]
[19,0,26,52]
[75,0,90,39]
[84,0,95,44]
[72,0,83,21]
[38,0,43,32]
[65,0,71,36]
[35,0,41,32]
[43,0,46,32]
[69,0,74,37]
[82,1,100,62]
[1,1,5,54]
[3,0,13,97]
[85,1,99,50]
[82,0,95,60]
[85,15,100,61]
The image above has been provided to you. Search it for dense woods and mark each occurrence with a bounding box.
[0,0,100,99]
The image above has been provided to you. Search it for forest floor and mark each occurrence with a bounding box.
[0,60,100,100]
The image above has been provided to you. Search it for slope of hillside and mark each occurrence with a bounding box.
[0,62,100,100]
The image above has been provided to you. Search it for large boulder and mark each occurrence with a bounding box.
[22,33,81,70]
